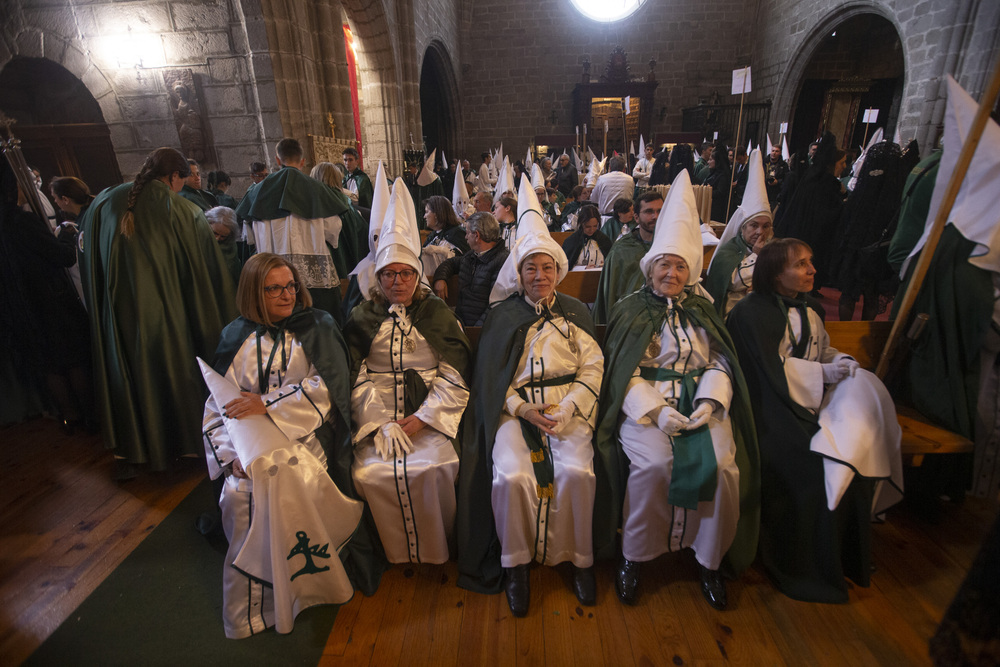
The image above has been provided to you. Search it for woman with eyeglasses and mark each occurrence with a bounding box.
[344,180,471,565]
[203,252,386,637]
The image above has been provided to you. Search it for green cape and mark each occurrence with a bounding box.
[211,306,388,595]
[80,179,237,469]
[343,294,471,390]
[179,185,217,211]
[343,168,374,210]
[241,166,349,221]
[888,151,942,270]
[703,234,751,314]
[727,291,873,602]
[591,228,651,324]
[456,293,596,593]
[594,287,759,574]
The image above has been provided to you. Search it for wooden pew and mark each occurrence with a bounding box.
[824,320,974,466]
[551,231,571,244]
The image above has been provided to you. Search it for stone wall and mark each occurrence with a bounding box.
[751,0,1000,155]
[456,0,753,159]
[1,0,281,195]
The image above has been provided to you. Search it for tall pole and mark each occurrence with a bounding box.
[876,58,1000,378]
[726,76,747,222]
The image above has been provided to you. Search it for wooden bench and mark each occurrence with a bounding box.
[825,320,974,466]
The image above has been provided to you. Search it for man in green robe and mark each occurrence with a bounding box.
[591,190,663,324]
[178,160,217,211]
[240,138,353,320]
[80,147,236,474]
[342,147,373,210]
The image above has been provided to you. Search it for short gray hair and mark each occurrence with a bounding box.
[467,211,500,243]
[206,206,239,238]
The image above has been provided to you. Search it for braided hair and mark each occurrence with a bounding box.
[120,147,189,237]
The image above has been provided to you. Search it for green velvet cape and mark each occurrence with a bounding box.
[211,306,388,596]
[456,293,596,593]
[240,166,350,221]
[593,287,759,575]
[80,179,237,469]
[703,234,750,314]
[591,228,651,324]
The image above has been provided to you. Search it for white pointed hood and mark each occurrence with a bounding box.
[375,178,423,278]
[711,149,771,270]
[639,169,704,283]
[417,149,439,187]
[350,161,391,298]
[585,157,605,187]
[629,140,636,156]
[905,76,1000,275]
[893,126,902,146]
[572,148,583,171]
[638,135,645,157]
[849,128,884,191]
[781,136,790,162]
[766,133,773,155]
[452,159,471,216]
[489,175,566,303]
[530,163,546,190]
[493,156,515,204]
[525,147,533,169]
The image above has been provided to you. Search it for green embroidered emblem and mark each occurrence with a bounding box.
[287,530,331,580]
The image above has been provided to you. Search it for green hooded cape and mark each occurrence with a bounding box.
[456,293,597,594]
[591,228,651,324]
[703,234,751,314]
[593,287,760,576]
[80,179,237,469]
[211,306,388,596]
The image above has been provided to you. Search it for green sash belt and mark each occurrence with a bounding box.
[515,374,576,498]
[639,366,717,510]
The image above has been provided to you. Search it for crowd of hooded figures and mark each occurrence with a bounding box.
[12,128,925,639]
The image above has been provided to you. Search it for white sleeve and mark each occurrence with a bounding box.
[351,360,393,443]
[412,357,470,438]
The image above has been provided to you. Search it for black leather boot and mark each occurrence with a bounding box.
[699,565,727,610]
[572,565,596,606]
[615,558,640,605]
[505,564,530,617]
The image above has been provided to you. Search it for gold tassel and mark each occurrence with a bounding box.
[536,484,554,498]
[530,450,545,463]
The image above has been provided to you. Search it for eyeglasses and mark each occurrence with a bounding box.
[379,269,417,283]
[263,281,299,298]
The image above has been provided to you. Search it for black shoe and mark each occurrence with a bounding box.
[699,565,727,610]
[615,558,640,605]
[505,565,530,617]
[572,565,596,606]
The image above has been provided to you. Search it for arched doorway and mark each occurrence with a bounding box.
[419,42,461,164]
[788,13,905,154]
[0,57,122,194]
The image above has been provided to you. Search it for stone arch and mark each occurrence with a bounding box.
[771,3,906,150]
[419,40,462,161]
[1,29,128,175]
[341,0,412,175]
[0,51,123,191]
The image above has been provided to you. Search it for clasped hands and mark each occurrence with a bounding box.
[374,415,427,461]
[655,400,717,436]
[516,401,575,437]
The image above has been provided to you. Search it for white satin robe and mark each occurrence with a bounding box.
[572,239,605,269]
[351,311,469,563]
[619,298,740,570]
[246,213,342,289]
[780,307,903,515]
[202,329,361,639]
[493,309,604,568]
[723,250,756,316]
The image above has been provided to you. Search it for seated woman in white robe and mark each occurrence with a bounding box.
[202,253,375,639]
[593,171,759,611]
[458,231,603,617]
[726,238,902,603]
[561,204,612,270]
[345,182,471,564]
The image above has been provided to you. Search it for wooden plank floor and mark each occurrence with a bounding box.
[2,417,995,666]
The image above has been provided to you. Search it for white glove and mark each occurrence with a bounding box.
[684,401,716,430]
[656,406,690,435]
[548,400,576,435]
[374,422,413,462]
[515,402,551,419]
[821,357,858,384]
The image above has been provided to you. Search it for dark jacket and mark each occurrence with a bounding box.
[433,242,509,326]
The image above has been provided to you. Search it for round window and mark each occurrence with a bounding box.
[569,0,646,22]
